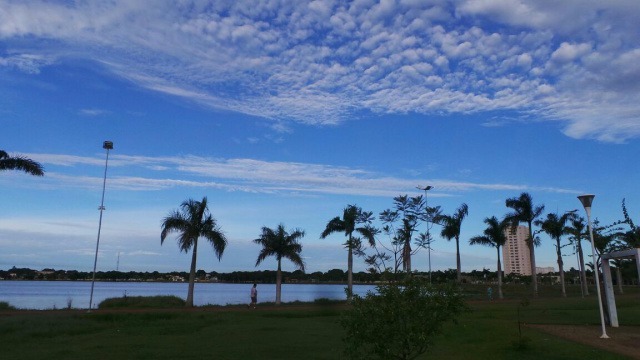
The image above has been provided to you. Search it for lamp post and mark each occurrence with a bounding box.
[417,185,433,283]
[577,194,609,339]
[89,141,113,311]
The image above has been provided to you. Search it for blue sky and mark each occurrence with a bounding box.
[1,0,640,275]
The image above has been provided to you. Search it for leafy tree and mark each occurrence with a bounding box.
[341,277,468,360]
[566,216,589,296]
[435,203,469,283]
[469,216,508,299]
[321,205,376,299]
[161,197,227,307]
[620,198,640,248]
[0,150,44,176]
[254,224,305,305]
[378,195,427,273]
[505,192,544,297]
[535,212,573,297]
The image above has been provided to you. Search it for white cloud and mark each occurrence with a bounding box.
[15,152,580,197]
[1,0,640,141]
[551,42,592,63]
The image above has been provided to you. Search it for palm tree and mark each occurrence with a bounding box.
[436,203,469,283]
[321,205,376,299]
[0,150,44,176]
[505,192,544,297]
[469,216,509,299]
[567,216,589,296]
[535,212,573,297]
[161,197,227,307]
[254,224,305,305]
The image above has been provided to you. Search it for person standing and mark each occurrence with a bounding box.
[249,283,257,309]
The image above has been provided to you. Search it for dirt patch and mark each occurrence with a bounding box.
[529,324,640,359]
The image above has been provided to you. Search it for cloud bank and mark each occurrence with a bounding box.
[2,0,639,142]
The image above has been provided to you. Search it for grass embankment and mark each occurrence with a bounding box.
[0,285,638,360]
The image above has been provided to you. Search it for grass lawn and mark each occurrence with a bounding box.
[0,284,638,359]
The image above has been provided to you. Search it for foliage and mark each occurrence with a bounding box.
[341,278,468,360]
[435,203,469,283]
[254,224,305,304]
[160,196,227,307]
[321,204,376,298]
[535,212,574,297]
[505,192,545,297]
[469,216,509,299]
[620,199,640,248]
[98,295,186,309]
[566,216,589,296]
[0,150,44,176]
[0,301,16,310]
[376,195,429,273]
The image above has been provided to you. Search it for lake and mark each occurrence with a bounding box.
[0,281,377,310]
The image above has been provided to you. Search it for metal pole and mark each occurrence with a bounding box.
[89,141,113,311]
[578,195,608,338]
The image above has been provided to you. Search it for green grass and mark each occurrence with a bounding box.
[1,285,638,360]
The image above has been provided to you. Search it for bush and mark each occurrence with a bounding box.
[0,301,16,310]
[98,295,186,309]
[341,278,468,360]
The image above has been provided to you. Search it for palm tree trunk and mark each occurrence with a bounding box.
[496,246,503,299]
[577,240,589,295]
[556,239,566,297]
[404,242,412,273]
[276,259,282,305]
[616,265,624,294]
[347,244,353,300]
[455,236,461,283]
[186,238,198,307]
[528,225,538,297]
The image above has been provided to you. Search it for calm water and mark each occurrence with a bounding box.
[0,281,376,310]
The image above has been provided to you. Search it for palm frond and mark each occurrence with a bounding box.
[0,152,45,176]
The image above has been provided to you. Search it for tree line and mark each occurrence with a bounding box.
[0,266,519,284]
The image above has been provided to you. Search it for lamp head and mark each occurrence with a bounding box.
[103,141,114,150]
[577,194,595,211]
[417,185,433,191]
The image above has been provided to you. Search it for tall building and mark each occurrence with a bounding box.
[502,225,532,275]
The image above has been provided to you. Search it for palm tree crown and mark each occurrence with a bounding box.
[321,205,376,299]
[161,197,227,307]
[469,216,509,299]
[535,212,572,297]
[505,192,544,297]
[0,150,44,176]
[566,216,589,296]
[255,224,305,305]
[436,203,468,283]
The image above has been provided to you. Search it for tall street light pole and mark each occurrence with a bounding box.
[417,185,433,283]
[577,194,609,339]
[89,141,113,311]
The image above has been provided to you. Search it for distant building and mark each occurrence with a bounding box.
[536,266,555,274]
[502,225,532,276]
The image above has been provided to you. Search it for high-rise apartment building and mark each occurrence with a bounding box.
[502,225,532,275]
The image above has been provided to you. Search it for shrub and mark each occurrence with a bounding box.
[341,278,468,360]
[98,295,186,309]
[0,301,16,310]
